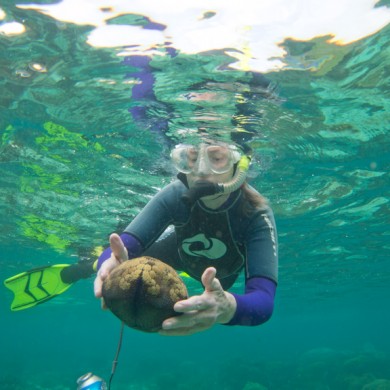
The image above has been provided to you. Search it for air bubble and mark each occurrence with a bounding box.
[28,62,47,72]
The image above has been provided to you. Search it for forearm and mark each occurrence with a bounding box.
[225,277,276,326]
[97,232,143,270]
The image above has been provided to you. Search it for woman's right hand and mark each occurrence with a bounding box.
[93,233,128,308]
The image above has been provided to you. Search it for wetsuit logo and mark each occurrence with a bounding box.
[182,233,227,259]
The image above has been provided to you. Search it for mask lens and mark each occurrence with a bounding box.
[171,145,198,174]
[206,145,233,173]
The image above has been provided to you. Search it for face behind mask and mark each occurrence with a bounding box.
[170,143,241,176]
[171,143,251,205]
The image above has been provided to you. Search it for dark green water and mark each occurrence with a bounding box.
[1,2,389,389]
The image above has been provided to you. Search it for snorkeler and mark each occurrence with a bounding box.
[5,140,278,335]
[93,140,278,335]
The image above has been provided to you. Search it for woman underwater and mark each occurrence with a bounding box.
[93,140,278,336]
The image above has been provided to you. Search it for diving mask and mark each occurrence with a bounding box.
[170,143,241,175]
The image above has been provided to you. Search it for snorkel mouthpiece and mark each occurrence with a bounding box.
[181,180,222,205]
[178,155,251,205]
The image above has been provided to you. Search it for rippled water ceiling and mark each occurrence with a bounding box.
[2,0,389,72]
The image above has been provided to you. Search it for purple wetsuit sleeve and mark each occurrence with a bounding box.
[97,232,143,270]
[226,277,276,326]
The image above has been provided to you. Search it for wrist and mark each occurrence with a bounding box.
[218,292,237,324]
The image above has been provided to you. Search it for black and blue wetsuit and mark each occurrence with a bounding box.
[98,180,278,326]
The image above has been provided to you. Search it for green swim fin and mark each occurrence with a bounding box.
[4,264,73,311]
[4,260,97,311]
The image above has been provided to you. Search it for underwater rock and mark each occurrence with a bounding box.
[102,256,188,332]
[243,382,268,390]
[363,379,390,390]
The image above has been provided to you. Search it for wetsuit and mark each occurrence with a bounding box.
[98,179,278,326]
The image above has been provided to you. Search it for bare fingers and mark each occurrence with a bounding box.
[159,312,212,336]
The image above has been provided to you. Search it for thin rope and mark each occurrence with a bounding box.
[108,321,125,390]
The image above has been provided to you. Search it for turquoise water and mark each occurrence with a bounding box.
[1,1,390,389]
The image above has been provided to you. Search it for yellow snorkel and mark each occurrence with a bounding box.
[220,154,251,194]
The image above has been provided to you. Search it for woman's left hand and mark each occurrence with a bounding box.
[159,267,237,336]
